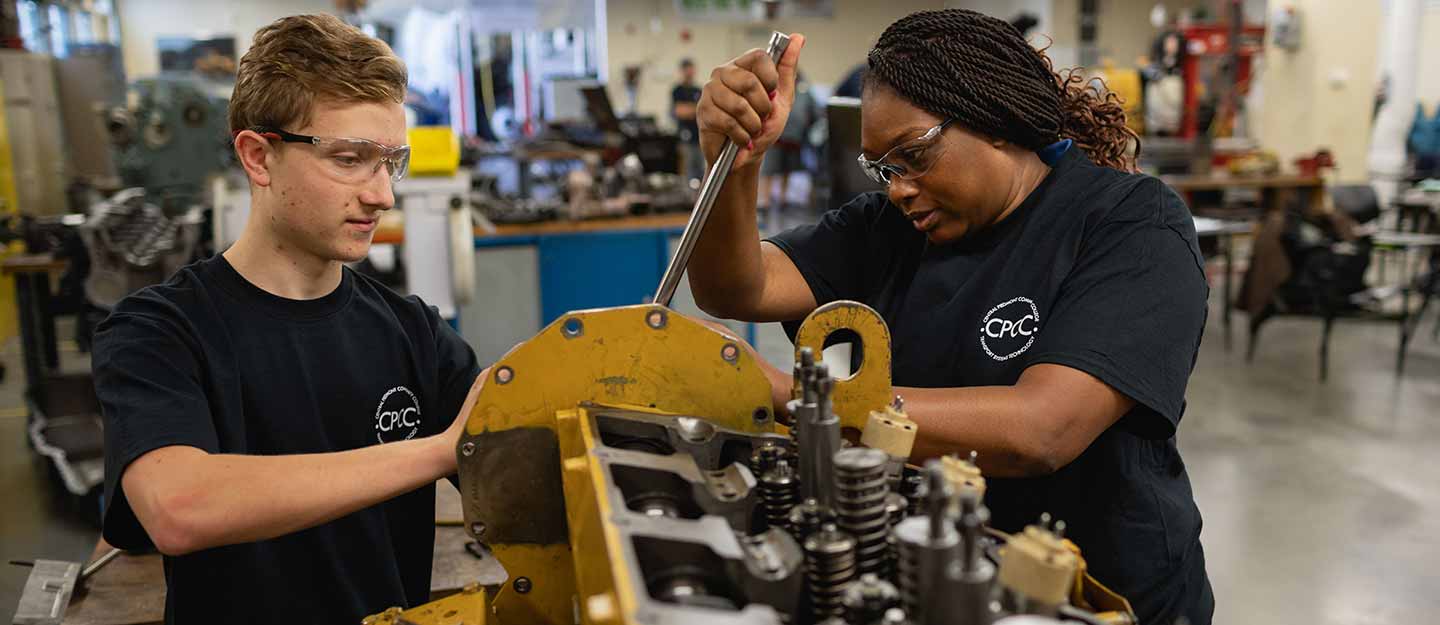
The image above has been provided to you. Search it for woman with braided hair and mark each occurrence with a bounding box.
[688,9,1214,624]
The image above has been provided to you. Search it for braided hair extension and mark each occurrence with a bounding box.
[864,9,1139,171]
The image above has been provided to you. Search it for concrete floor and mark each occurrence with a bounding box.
[4,261,1440,623]
[1182,311,1440,625]
[0,333,99,620]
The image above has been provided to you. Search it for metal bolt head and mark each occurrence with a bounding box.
[495,366,513,385]
[646,309,667,329]
[721,342,740,363]
[461,441,476,456]
[513,576,533,594]
[470,522,486,538]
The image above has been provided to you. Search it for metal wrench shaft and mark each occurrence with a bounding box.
[653,32,791,307]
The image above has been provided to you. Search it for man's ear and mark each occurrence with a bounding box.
[233,130,274,187]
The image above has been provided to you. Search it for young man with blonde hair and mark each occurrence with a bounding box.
[93,14,483,623]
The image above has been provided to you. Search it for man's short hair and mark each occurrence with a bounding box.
[680,58,695,69]
[228,14,407,134]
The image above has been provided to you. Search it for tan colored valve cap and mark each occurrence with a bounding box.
[860,405,917,458]
[997,524,1080,606]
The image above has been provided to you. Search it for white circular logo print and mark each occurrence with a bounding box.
[374,386,422,444]
[980,297,1040,362]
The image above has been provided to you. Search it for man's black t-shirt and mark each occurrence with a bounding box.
[769,147,1215,625]
[93,255,481,625]
[672,83,702,144]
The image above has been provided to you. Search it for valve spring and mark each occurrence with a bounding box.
[787,498,835,545]
[804,523,857,621]
[749,440,793,475]
[759,459,800,532]
[842,572,901,625]
[833,448,891,577]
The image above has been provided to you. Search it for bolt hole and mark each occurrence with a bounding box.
[562,317,584,338]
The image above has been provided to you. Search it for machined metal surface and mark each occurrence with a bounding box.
[460,427,569,545]
[653,32,791,307]
[13,560,79,625]
[564,406,801,625]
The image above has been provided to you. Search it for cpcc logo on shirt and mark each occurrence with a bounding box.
[374,386,422,444]
[980,296,1040,362]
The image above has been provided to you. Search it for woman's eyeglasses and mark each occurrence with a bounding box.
[247,126,411,184]
[856,118,954,186]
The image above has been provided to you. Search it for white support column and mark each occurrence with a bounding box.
[1368,0,1424,204]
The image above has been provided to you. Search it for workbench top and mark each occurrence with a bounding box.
[1161,173,1325,191]
[372,212,691,245]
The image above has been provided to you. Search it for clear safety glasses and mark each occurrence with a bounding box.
[856,118,954,186]
[249,126,411,184]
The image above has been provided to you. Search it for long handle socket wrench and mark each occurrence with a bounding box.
[653,31,792,307]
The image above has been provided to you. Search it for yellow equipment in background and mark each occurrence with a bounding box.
[1095,61,1144,136]
[407,126,462,177]
[0,79,22,344]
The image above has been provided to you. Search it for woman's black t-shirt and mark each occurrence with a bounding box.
[93,255,481,625]
[769,146,1215,625]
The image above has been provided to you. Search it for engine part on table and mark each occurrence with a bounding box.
[642,172,700,213]
[833,447,891,577]
[861,400,917,490]
[759,459,800,532]
[895,462,962,625]
[997,514,1079,617]
[106,75,231,212]
[565,165,630,220]
[804,523,857,621]
[474,195,561,224]
[79,188,204,308]
[842,573,902,625]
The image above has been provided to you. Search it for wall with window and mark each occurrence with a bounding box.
[16,0,120,57]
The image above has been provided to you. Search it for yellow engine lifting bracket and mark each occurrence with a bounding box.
[790,300,894,432]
